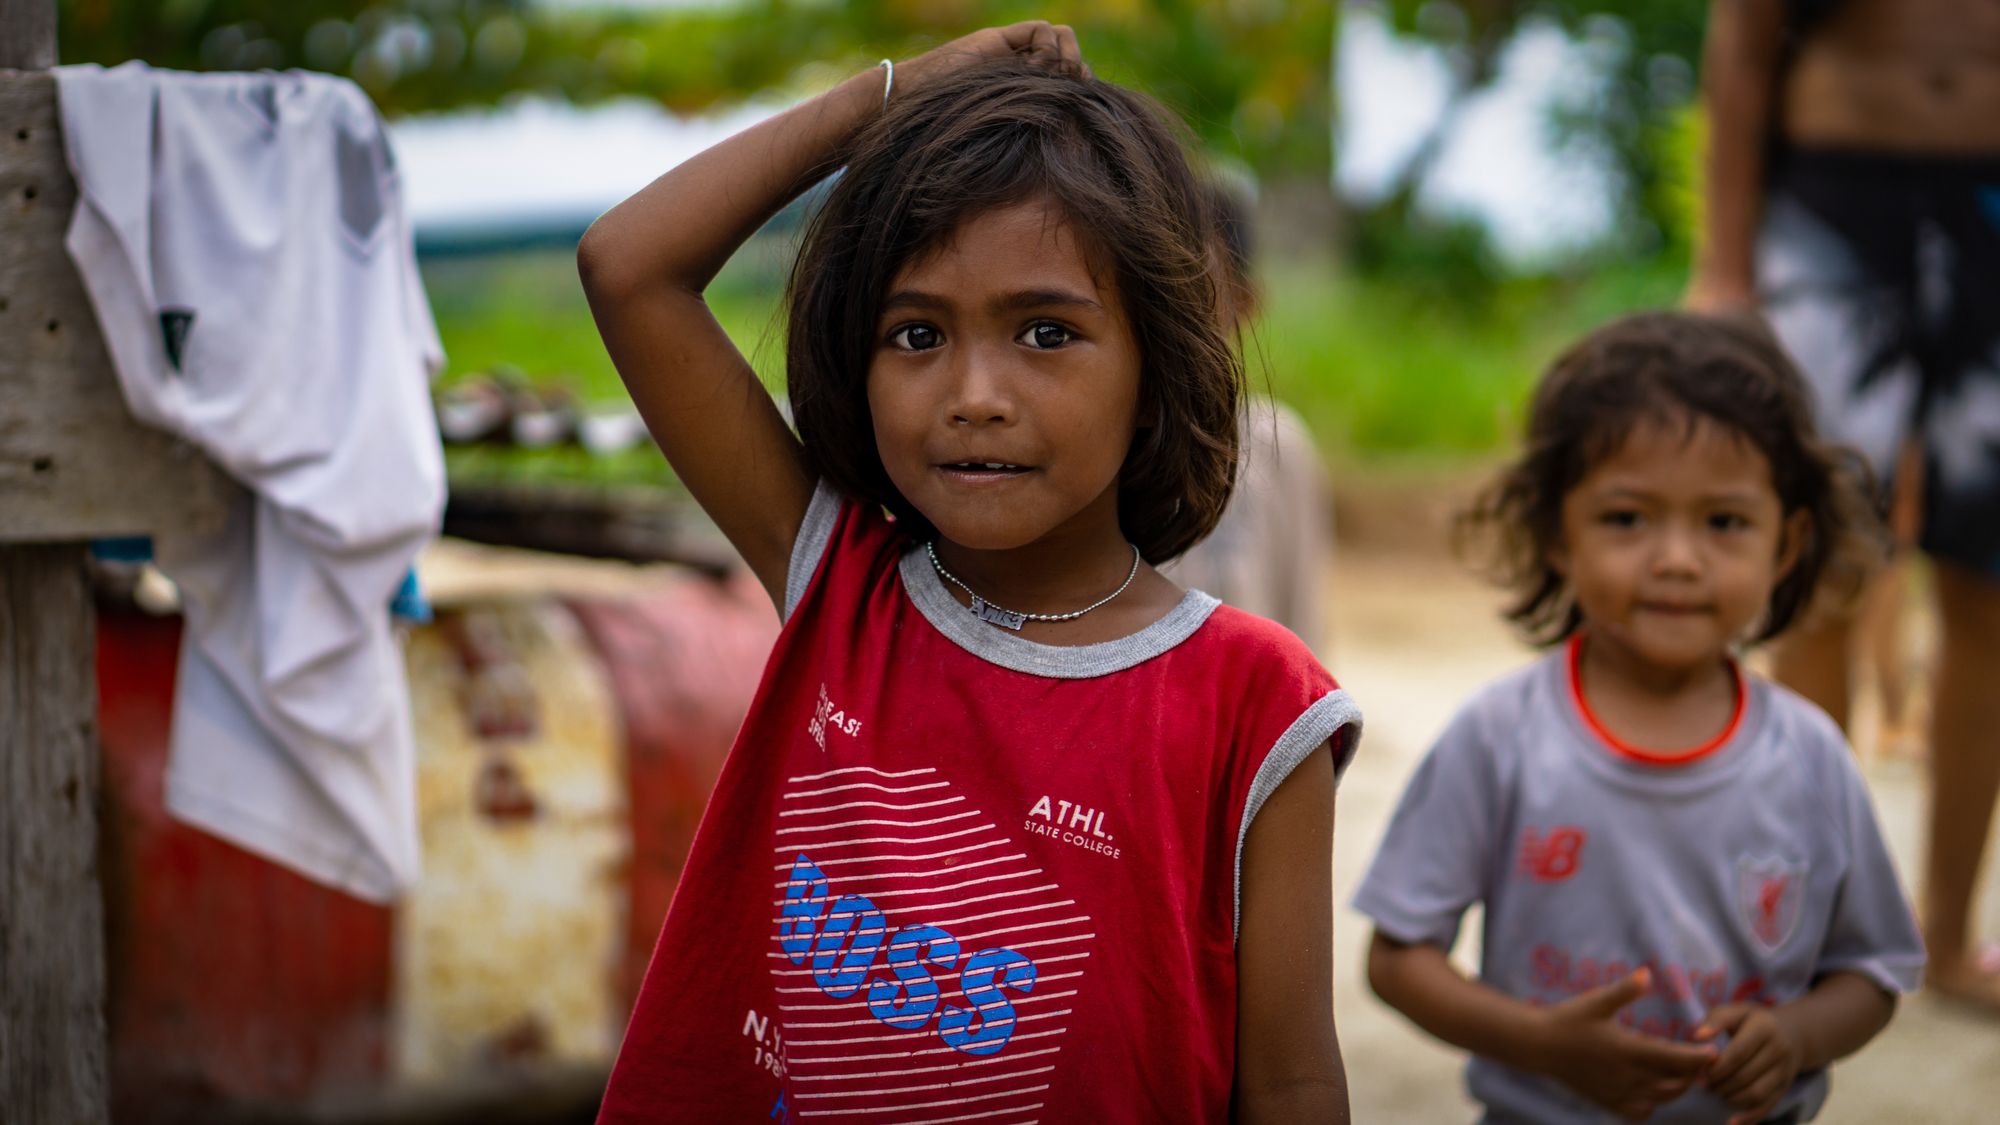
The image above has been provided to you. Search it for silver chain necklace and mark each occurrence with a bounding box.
[924,541,1142,631]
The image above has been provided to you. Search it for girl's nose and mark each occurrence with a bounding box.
[1652,524,1702,574]
[946,349,1015,426]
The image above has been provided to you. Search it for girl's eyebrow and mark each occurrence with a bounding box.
[877,288,1104,315]
[1586,484,1657,501]
[1701,490,1771,507]
[879,289,950,313]
[994,288,1103,312]
[1592,483,1768,506]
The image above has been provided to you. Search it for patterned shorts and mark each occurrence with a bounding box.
[1759,148,2000,575]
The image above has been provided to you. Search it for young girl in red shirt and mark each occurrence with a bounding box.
[578,22,1358,1124]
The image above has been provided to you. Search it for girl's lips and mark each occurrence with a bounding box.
[1637,602,1711,615]
[936,465,1033,486]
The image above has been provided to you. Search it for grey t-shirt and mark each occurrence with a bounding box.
[1353,646,1924,1124]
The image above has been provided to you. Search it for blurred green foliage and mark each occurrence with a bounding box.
[57,0,1332,200]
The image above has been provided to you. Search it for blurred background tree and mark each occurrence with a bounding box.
[1348,0,1704,291]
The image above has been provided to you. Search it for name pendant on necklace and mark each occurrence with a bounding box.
[968,596,1029,631]
[926,540,1142,632]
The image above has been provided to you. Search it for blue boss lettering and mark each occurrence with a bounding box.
[776,852,1040,1053]
[867,924,958,1029]
[778,855,830,965]
[812,894,890,999]
[939,947,1037,1055]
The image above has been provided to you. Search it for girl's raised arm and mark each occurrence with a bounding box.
[576,22,1082,608]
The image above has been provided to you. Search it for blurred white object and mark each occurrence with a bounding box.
[57,61,444,902]
[435,378,511,443]
[578,409,649,455]
[510,404,572,448]
[134,564,182,616]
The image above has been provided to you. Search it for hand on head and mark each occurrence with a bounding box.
[897,21,1090,95]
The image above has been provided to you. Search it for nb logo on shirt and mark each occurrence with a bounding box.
[1519,826,1586,882]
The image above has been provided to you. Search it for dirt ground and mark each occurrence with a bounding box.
[1324,549,2000,1124]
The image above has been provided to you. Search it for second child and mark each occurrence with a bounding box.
[1355,312,1923,1124]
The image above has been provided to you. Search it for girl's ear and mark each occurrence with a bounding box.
[1123,397,1160,460]
[1774,508,1813,580]
[1138,383,1161,430]
[1121,392,1160,460]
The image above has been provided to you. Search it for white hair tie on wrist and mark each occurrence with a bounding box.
[877,58,894,111]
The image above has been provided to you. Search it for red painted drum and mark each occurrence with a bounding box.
[92,555,777,1120]
[565,567,778,1014]
[96,609,396,1120]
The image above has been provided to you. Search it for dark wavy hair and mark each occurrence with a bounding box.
[1459,310,1883,646]
[785,57,1241,564]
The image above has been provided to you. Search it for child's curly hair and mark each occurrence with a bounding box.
[1460,310,1883,646]
[785,57,1240,565]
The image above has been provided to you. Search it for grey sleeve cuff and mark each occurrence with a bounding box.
[1348,890,1462,953]
[1232,688,1364,941]
[1817,954,1926,997]
[782,479,841,622]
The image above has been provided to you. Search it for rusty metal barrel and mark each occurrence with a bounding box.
[93,550,777,1122]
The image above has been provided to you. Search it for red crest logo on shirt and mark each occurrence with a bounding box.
[1518,826,1587,882]
[1737,856,1807,952]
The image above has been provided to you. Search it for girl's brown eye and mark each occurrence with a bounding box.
[892,324,942,350]
[1025,322,1071,349]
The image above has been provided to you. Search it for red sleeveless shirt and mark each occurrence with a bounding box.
[598,485,1360,1123]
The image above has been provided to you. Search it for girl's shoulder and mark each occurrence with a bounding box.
[1448,653,1559,743]
[1749,672,1850,752]
[1188,603,1361,777]
[1404,652,1566,792]
[1192,601,1324,671]
[1187,603,1345,718]
[783,481,908,620]
[1742,670,1866,802]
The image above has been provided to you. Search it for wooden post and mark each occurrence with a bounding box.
[0,546,104,1123]
[1,3,224,1120]
[1,6,105,1120]
[0,0,55,71]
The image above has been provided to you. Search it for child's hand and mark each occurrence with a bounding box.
[898,22,1089,94]
[1532,970,1716,1121]
[1694,1004,1803,1125]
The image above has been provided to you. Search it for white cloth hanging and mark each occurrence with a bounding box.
[56,61,445,902]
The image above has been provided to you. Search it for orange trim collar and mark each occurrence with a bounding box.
[1566,634,1745,767]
